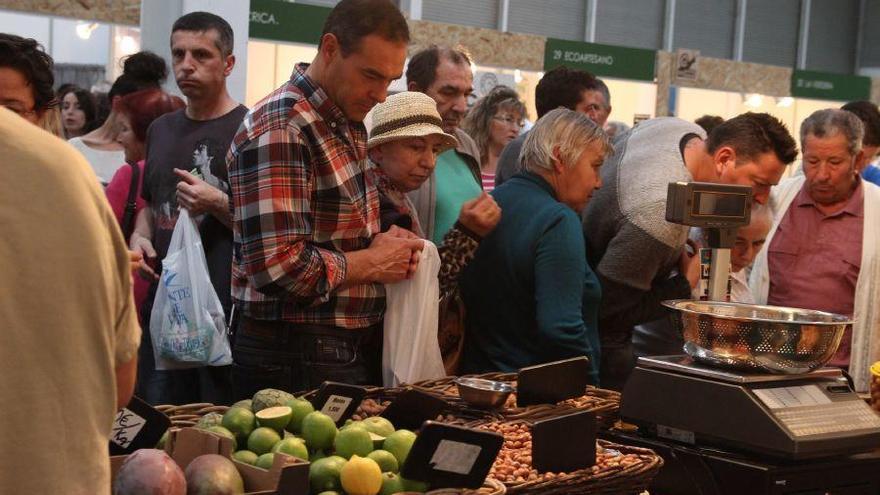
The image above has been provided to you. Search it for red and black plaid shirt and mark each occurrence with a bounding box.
[228,64,382,329]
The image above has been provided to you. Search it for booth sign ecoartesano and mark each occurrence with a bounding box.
[544,38,656,82]
[791,70,871,102]
[249,0,331,45]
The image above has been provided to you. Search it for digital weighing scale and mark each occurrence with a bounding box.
[622,356,880,460]
[616,356,880,494]
[611,182,880,493]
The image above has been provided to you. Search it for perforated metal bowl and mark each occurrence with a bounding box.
[662,300,853,374]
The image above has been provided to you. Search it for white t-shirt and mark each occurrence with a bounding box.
[0,109,141,494]
[68,136,125,186]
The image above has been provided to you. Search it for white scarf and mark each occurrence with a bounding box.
[750,176,880,392]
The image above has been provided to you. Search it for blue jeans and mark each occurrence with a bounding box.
[231,317,382,398]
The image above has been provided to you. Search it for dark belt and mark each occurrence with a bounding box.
[238,316,379,343]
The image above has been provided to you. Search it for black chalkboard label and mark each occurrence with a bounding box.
[310,382,367,426]
[517,357,591,406]
[109,396,171,455]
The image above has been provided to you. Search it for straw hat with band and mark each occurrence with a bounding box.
[368,91,458,151]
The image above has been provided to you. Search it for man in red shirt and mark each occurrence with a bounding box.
[751,108,880,392]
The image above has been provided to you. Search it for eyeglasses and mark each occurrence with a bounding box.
[493,115,525,128]
[1,103,37,117]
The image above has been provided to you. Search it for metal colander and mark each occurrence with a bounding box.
[662,300,853,374]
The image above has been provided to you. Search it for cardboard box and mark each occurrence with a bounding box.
[111,427,309,494]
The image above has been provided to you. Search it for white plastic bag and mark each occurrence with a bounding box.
[149,208,232,370]
[382,240,445,386]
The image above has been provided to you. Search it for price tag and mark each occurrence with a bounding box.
[380,389,448,431]
[309,382,366,426]
[430,440,482,475]
[517,357,591,407]
[111,409,146,449]
[401,421,503,489]
[108,396,171,455]
[532,410,596,473]
[320,395,353,423]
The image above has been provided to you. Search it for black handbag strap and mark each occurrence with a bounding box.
[121,162,141,240]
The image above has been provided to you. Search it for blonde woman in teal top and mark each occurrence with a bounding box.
[459,109,611,385]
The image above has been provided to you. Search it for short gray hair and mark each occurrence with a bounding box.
[800,108,864,156]
[519,108,612,174]
[749,204,772,228]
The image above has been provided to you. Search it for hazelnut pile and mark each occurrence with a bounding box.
[480,422,645,485]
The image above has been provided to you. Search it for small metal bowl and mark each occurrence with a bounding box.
[454,377,515,409]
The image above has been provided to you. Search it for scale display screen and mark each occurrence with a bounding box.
[693,190,748,217]
[753,385,880,438]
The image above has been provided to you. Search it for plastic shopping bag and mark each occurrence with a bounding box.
[149,208,232,370]
[382,240,445,387]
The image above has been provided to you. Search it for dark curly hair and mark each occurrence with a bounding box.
[707,112,798,165]
[842,100,880,147]
[108,51,168,101]
[535,66,604,118]
[0,34,56,111]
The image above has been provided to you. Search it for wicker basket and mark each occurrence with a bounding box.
[475,419,662,495]
[425,478,506,495]
[298,384,503,425]
[414,373,621,428]
[154,403,229,428]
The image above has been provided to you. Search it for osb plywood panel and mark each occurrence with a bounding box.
[670,54,793,97]
[0,0,139,25]
[408,19,545,71]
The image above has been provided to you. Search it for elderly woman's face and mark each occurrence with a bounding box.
[372,135,446,192]
[489,108,522,149]
[554,140,605,212]
[802,133,859,206]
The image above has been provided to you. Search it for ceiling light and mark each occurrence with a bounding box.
[76,22,99,40]
[119,35,138,55]
[514,69,523,83]
[777,96,794,108]
[744,93,764,108]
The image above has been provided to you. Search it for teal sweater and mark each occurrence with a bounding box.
[459,172,601,384]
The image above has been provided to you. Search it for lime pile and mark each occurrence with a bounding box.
[194,388,427,495]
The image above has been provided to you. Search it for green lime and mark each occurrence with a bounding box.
[232,399,253,411]
[232,450,259,465]
[308,456,346,495]
[286,398,315,434]
[272,437,309,461]
[367,449,399,473]
[301,412,338,451]
[382,429,417,466]
[247,427,282,455]
[256,452,275,470]
[205,425,238,450]
[334,426,374,459]
[222,407,256,445]
[379,472,406,495]
[363,416,395,438]
[256,406,293,432]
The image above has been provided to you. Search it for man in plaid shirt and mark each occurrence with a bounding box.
[228,0,422,395]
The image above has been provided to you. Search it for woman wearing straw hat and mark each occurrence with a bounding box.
[368,91,501,295]
[368,91,501,373]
